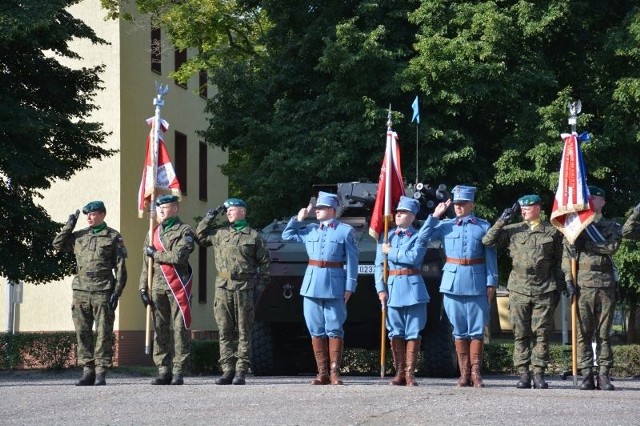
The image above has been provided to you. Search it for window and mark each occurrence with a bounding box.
[198,246,207,303]
[199,70,208,99]
[151,27,161,74]
[174,131,187,195]
[174,49,187,88]
[199,142,208,201]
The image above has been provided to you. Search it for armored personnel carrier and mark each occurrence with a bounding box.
[251,181,457,377]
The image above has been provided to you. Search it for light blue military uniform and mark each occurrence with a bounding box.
[416,186,498,339]
[375,196,429,339]
[282,192,359,338]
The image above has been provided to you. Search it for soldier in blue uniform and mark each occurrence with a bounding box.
[416,185,498,387]
[282,191,359,385]
[375,196,429,387]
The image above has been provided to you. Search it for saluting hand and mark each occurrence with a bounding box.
[297,203,314,222]
[433,199,451,219]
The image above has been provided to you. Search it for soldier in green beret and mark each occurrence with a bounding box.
[563,185,621,390]
[195,198,271,385]
[53,201,128,386]
[483,194,564,389]
[139,194,196,385]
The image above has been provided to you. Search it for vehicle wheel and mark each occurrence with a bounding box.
[421,319,457,377]
[250,321,276,376]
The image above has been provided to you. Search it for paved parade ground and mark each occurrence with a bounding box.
[1,370,639,425]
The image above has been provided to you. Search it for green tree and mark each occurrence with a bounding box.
[0,0,112,283]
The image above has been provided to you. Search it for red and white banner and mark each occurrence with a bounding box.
[137,117,182,218]
[550,132,595,244]
[369,131,405,240]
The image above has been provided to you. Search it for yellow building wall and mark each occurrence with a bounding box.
[0,0,227,345]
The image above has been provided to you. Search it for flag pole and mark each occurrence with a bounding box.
[380,105,393,378]
[568,100,581,386]
[145,83,169,355]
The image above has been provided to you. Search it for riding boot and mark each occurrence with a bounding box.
[454,339,471,387]
[329,337,344,385]
[390,338,406,386]
[405,338,421,387]
[470,339,485,388]
[580,368,595,390]
[311,336,330,385]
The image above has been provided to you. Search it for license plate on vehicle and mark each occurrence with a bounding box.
[358,264,374,275]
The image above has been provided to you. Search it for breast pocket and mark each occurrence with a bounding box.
[306,235,320,256]
[239,242,255,258]
[444,234,460,253]
[327,237,345,256]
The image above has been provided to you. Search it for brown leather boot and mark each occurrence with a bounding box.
[470,339,485,388]
[390,338,406,386]
[310,336,330,385]
[405,338,421,387]
[455,339,471,387]
[329,337,344,385]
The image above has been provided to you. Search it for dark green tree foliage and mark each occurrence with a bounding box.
[202,1,421,224]
[0,0,112,283]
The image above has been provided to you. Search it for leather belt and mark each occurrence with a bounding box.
[216,272,257,279]
[446,257,484,266]
[388,269,421,276]
[84,271,113,278]
[309,259,344,268]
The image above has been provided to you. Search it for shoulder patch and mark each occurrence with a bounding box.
[185,235,194,243]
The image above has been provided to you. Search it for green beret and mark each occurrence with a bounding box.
[82,201,105,214]
[518,194,541,206]
[156,194,179,206]
[589,185,606,199]
[224,198,247,208]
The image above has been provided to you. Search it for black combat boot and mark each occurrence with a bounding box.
[215,370,235,385]
[232,371,246,385]
[94,371,107,386]
[151,371,172,385]
[533,372,549,389]
[580,369,595,390]
[516,371,531,389]
[75,369,96,386]
[171,374,184,385]
[596,372,615,391]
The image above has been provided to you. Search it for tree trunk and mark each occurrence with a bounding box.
[626,301,640,344]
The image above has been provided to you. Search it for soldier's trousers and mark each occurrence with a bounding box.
[509,291,556,372]
[71,290,114,373]
[577,286,616,372]
[214,287,255,372]
[152,289,190,374]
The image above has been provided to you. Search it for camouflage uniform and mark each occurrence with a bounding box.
[139,217,195,376]
[562,216,621,378]
[483,220,563,379]
[622,209,640,240]
[195,215,270,374]
[53,221,127,375]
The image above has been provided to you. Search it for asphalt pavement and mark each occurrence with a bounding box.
[1,370,639,425]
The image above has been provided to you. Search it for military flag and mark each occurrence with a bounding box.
[137,117,182,218]
[550,131,595,244]
[369,130,405,241]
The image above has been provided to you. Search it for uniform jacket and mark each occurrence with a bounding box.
[139,217,195,292]
[195,216,271,292]
[416,214,498,296]
[562,216,621,288]
[482,220,564,295]
[53,222,127,295]
[282,217,358,298]
[622,212,640,240]
[374,226,429,307]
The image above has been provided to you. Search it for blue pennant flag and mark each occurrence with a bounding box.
[411,96,419,124]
